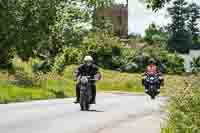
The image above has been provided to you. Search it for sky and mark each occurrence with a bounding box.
[129,0,200,36]
[128,0,168,36]
[114,0,127,4]
[116,0,200,36]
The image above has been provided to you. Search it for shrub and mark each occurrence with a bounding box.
[52,47,82,74]
[121,62,139,72]
[32,60,51,74]
[163,76,200,132]
[121,47,185,74]
[191,56,200,73]
[159,53,185,74]
[81,31,122,69]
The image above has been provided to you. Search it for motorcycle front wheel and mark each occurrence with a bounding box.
[149,86,156,100]
[150,95,156,99]
[80,92,90,111]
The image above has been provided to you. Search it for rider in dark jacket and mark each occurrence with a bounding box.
[74,56,101,104]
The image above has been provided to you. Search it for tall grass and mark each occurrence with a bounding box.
[161,75,200,133]
[0,81,55,103]
[0,58,194,104]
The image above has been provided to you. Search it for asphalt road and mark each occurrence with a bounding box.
[0,92,167,133]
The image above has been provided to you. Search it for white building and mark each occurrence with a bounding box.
[179,50,200,72]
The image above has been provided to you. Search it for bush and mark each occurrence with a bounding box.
[168,31,192,54]
[52,47,82,74]
[81,31,123,69]
[120,47,185,74]
[32,60,51,74]
[159,53,185,74]
[48,89,67,98]
[163,76,200,132]
[191,56,200,73]
[121,62,139,72]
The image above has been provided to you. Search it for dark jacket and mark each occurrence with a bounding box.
[75,64,99,79]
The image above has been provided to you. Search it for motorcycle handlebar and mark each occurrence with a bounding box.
[78,76,99,81]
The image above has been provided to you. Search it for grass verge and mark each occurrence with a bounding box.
[0,64,193,104]
[161,74,200,133]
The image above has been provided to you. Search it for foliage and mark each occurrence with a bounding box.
[0,0,113,72]
[167,0,193,53]
[82,0,113,32]
[146,0,200,52]
[159,52,184,74]
[191,56,200,73]
[145,0,172,11]
[0,0,16,70]
[168,31,193,53]
[0,81,55,104]
[187,3,200,45]
[49,28,123,74]
[162,75,200,132]
[128,33,142,39]
[93,17,114,34]
[81,31,122,69]
[144,23,168,46]
[82,0,112,8]
[52,47,82,74]
[0,63,190,104]
[120,47,184,74]
[144,23,159,45]
[32,60,52,74]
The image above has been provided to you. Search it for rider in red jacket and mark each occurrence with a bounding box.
[145,61,158,75]
[143,58,163,93]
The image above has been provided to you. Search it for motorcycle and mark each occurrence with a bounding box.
[79,75,99,111]
[143,74,161,99]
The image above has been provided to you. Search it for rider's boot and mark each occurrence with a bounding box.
[74,99,79,104]
[90,99,96,104]
[91,84,96,104]
[74,84,80,104]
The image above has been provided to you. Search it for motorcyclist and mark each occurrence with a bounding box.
[74,56,101,104]
[143,58,163,93]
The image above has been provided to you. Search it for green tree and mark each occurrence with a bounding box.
[128,33,142,39]
[187,3,200,46]
[0,0,109,70]
[0,0,17,70]
[144,23,168,46]
[81,31,122,69]
[144,23,160,45]
[145,0,172,11]
[83,0,112,7]
[82,0,112,27]
[167,0,192,53]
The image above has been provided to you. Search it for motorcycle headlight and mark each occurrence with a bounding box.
[150,77,154,80]
[81,77,88,84]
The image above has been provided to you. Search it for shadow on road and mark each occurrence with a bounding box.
[88,109,104,112]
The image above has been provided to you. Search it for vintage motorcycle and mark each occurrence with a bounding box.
[79,75,99,111]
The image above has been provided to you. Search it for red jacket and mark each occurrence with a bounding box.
[145,64,158,75]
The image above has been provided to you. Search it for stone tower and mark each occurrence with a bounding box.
[95,4,128,38]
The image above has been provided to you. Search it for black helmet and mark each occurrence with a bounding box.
[149,58,156,64]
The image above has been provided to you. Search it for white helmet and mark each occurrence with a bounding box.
[84,56,93,62]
